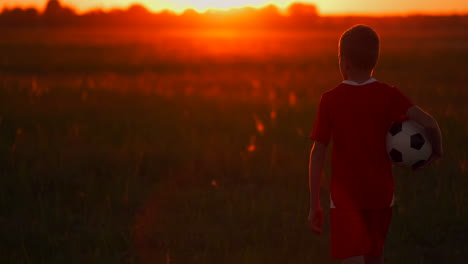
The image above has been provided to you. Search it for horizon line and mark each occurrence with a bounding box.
[1,2,467,17]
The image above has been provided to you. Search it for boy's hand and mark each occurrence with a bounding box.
[308,205,323,235]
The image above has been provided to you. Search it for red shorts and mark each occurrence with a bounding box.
[330,207,392,259]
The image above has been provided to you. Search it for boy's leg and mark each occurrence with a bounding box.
[331,208,391,262]
[364,255,384,264]
[341,256,364,264]
[362,208,391,264]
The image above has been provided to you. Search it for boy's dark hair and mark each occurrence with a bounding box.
[339,25,380,71]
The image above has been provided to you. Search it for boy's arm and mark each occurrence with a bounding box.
[308,141,327,234]
[406,105,443,164]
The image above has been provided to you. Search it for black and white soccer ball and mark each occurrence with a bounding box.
[386,120,432,169]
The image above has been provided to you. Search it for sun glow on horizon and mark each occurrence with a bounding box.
[1,0,298,14]
[154,0,294,13]
[1,0,467,15]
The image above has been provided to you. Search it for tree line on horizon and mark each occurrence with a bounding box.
[0,0,466,29]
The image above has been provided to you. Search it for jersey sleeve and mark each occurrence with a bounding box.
[310,94,332,145]
[390,86,413,121]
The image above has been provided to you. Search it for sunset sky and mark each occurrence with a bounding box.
[2,0,468,15]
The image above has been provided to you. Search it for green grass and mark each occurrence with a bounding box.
[0,27,467,263]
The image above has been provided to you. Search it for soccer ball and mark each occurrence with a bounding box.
[386,120,432,169]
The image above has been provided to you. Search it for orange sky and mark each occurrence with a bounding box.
[2,0,468,15]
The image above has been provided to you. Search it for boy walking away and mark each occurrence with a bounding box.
[307,25,443,264]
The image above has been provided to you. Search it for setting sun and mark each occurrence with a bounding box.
[2,0,468,14]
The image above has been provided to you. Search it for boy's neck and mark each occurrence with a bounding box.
[344,71,373,84]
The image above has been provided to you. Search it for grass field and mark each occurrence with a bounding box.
[0,25,467,263]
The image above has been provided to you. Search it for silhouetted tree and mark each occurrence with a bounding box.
[43,0,77,25]
[256,4,284,27]
[179,9,202,28]
[287,3,319,28]
[287,3,319,18]
[0,7,39,26]
[123,4,153,25]
[127,4,150,15]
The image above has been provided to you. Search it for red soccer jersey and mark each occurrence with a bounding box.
[310,79,413,210]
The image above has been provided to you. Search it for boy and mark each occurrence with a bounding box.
[307,25,443,264]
